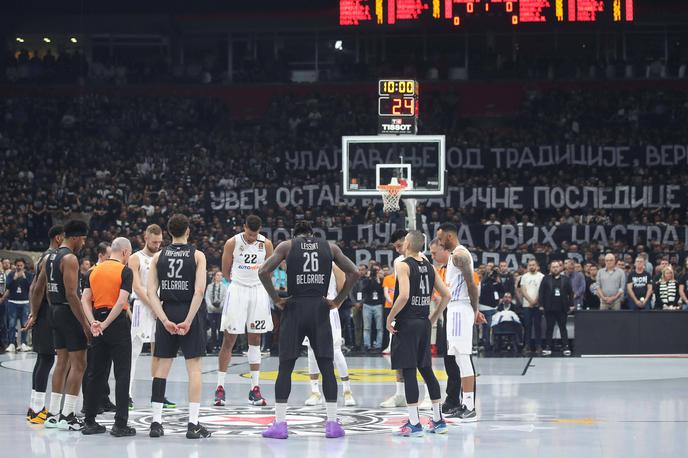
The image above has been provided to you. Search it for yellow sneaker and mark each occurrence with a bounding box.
[28,408,48,424]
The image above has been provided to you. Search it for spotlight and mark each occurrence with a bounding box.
[16,37,24,43]
[43,37,51,43]
[334,40,343,51]
[70,37,78,43]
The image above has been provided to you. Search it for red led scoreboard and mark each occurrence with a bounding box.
[340,0,635,26]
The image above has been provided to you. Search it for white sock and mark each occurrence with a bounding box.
[189,402,200,425]
[432,403,442,422]
[62,394,77,416]
[395,382,405,397]
[250,371,260,389]
[130,339,143,397]
[75,395,82,414]
[326,402,337,422]
[30,390,36,410]
[217,371,226,387]
[152,402,163,423]
[342,380,351,393]
[310,379,320,394]
[408,406,420,425]
[49,392,62,414]
[464,392,475,410]
[35,392,46,412]
[275,403,287,422]
[423,384,430,400]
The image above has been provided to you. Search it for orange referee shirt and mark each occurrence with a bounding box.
[383,274,396,309]
[84,260,133,310]
[433,265,480,299]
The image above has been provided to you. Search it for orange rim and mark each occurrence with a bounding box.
[377,184,406,193]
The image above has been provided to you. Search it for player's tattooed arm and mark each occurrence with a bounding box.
[329,243,360,307]
[454,250,479,313]
[259,240,290,307]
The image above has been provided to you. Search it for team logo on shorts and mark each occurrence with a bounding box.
[97,406,452,437]
[258,242,264,250]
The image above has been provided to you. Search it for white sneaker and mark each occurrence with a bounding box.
[380,394,406,408]
[20,343,31,352]
[418,397,433,410]
[542,349,552,356]
[563,349,572,356]
[343,391,357,407]
[6,344,16,353]
[304,391,323,406]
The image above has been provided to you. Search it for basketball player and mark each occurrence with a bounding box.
[24,225,64,424]
[304,264,356,407]
[33,219,90,430]
[214,215,273,407]
[145,214,210,439]
[436,222,485,422]
[386,231,451,436]
[258,222,359,439]
[127,224,176,409]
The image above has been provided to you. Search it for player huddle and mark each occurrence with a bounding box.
[23,214,483,439]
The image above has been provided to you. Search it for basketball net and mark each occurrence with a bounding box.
[378,177,406,214]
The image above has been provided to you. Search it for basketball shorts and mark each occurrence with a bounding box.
[130,300,157,344]
[279,297,333,362]
[390,318,432,370]
[32,304,55,355]
[154,303,206,359]
[221,282,273,334]
[446,300,474,356]
[52,304,87,352]
[304,308,343,349]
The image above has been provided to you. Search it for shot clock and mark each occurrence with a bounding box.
[378,79,418,135]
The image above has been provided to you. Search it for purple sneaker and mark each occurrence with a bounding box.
[262,421,288,439]
[325,420,345,438]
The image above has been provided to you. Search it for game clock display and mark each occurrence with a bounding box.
[378,79,418,135]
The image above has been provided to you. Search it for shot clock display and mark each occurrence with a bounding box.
[378,79,418,135]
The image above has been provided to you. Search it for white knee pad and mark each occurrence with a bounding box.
[247,345,262,365]
[457,354,474,377]
[333,348,348,379]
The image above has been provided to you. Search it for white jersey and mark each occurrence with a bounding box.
[445,245,473,302]
[230,233,267,287]
[131,250,153,301]
[326,270,337,300]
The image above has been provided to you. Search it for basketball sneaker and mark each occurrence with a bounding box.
[343,391,357,407]
[262,420,288,439]
[162,398,177,409]
[457,407,477,423]
[542,349,552,356]
[214,385,226,406]
[325,420,345,438]
[57,413,84,431]
[380,394,407,408]
[304,391,323,406]
[110,424,136,437]
[425,419,448,434]
[128,397,134,410]
[44,412,60,428]
[82,421,106,435]
[249,386,267,406]
[445,405,467,418]
[186,422,211,439]
[149,422,164,438]
[25,408,33,422]
[397,421,424,437]
[563,348,572,356]
[28,407,48,424]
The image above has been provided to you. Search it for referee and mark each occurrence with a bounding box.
[80,237,135,437]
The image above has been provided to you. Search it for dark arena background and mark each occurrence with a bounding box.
[1,1,687,456]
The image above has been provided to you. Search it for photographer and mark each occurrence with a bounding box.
[3,258,34,352]
[362,264,385,353]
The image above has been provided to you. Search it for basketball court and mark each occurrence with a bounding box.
[2,353,687,457]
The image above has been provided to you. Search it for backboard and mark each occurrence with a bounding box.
[341,135,446,197]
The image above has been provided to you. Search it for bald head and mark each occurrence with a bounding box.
[110,237,133,264]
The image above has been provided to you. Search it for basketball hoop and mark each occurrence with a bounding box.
[378,183,406,213]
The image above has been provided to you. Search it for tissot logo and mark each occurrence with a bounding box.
[381,123,412,131]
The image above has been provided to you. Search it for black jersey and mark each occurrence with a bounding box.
[157,243,197,306]
[35,248,56,317]
[286,237,333,297]
[46,246,75,305]
[394,257,436,320]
